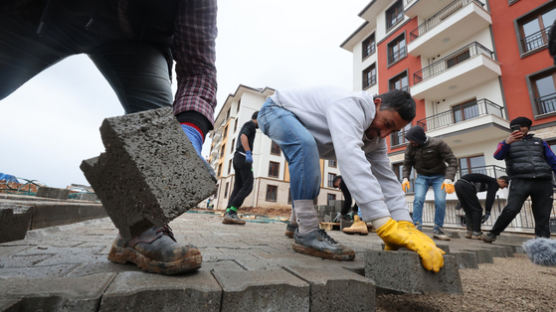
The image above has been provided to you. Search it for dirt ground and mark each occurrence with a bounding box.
[376,254,556,312]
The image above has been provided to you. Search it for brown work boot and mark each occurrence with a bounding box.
[108,225,202,275]
[285,222,298,238]
[222,210,246,225]
[342,215,368,235]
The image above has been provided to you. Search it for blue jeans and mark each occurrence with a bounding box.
[412,174,446,230]
[257,99,321,200]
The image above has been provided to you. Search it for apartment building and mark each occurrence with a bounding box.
[341,0,555,230]
[207,85,343,211]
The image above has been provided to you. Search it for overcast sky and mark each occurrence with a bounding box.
[0,0,369,188]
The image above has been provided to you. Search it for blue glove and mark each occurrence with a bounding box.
[181,124,216,179]
[245,150,253,163]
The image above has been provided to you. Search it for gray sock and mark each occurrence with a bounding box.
[293,199,319,234]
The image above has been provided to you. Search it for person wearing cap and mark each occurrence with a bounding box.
[402,125,458,241]
[454,174,509,240]
[484,117,556,242]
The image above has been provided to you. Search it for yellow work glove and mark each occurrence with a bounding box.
[376,218,445,272]
[401,178,410,192]
[441,179,455,194]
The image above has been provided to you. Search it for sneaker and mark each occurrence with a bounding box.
[464,230,473,239]
[108,225,202,275]
[285,222,298,238]
[292,229,355,261]
[223,210,246,225]
[433,228,451,241]
[471,231,483,240]
[482,232,497,243]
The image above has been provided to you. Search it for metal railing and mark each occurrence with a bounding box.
[409,0,485,42]
[454,165,507,180]
[535,92,556,115]
[413,41,494,85]
[521,27,551,54]
[416,98,504,131]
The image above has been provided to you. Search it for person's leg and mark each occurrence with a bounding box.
[412,175,428,230]
[486,179,530,241]
[228,157,253,209]
[431,175,447,231]
[530,180,553,238]
[226,154,243,209]
[455,181,472,236]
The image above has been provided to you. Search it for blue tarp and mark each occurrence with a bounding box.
[0,173,18,183]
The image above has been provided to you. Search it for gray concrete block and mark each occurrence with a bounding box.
[365,249,462,294]
[0,299,21,311]
[36,187,70,200]
[285,266,375,312]
[81,107,217,240]
[0,273,115,311]
[213,268,310,312]
[29,202,106,229]
[99,271,221,312]
[466,248,494,264]
[454,251,479,269]
[0,205,32,243]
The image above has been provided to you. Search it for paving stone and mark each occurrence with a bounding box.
[0,264,78,279]
[0,205,32,243]
[36,187,70,200]
[201,260,245,272]
[0,273,115,311]
[453,251,479,269]
[285,266,375,312]
[0,299,20,311]
[213,268,310,312]
[466,248,494,264]
[365,249,462,294]
[99,271,221,312]
[81,107,217,240]
[29,202,106,229]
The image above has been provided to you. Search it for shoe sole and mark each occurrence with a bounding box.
[222,218,246,225]
[108,244,202,275]
[433,235,451,241]
[342,230,368,235]
[291,243,355,261]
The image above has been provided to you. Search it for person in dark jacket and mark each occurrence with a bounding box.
[484,117,556,242]
[402,125,458,241]
[0,0,218,275]
[332,176,367,235]
[455,174,509,239]
[223,111,259,225]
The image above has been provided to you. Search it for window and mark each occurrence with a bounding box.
[327,193,336,204]
[226,109,230,120]
[389,71,408,92]
[327,173,337,188]
[237,99,241,113]
[223,125,228,139]
[390,123,411,146]
[362,63,377,90]
[231,139,235,153]
[459,155,486,176]
[270,141,281,155]
[224,182,229,198]
[392,162,415,193]
[530,68,556,115]
[268,161,280,178]
[218,164,222,177]
[362,33,376,60]
[446,49,470,68]
[452,99,479,122]
[329,160,337,168]
[220,144,226,157]
[386,0,404,31]
[266,185,278,202]
[387,34,407,65]
[234,119,238,132]
[228,159,232,175]
[518,3,556,54]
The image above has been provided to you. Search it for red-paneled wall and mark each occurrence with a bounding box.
[489,0,556,125]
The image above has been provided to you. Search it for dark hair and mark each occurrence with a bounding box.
[376,89,416,122]
[497,176,509,184]
[333,175,342,185]
[252,111,259,120]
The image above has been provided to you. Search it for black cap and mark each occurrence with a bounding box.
[509,117,532,129]
[405,125,427,145]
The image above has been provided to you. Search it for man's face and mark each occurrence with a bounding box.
[518,125,529,136]
[497,179,508,189]
[333,179,340,189]
[366,99,409,139]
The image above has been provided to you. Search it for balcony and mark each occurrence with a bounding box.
[407,0,490,57]
[416,98,509,148]
[410,42,500,100]
[404,0,457,18]
[535,92,556,116]
[521,27,551,55]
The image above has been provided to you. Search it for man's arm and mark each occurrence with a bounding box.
[240,134,250,152]
[493,141,510,160]
[402,146,413,180]
[172,0,218,125]
[484,180,499,213]
[543,141,556,174]
[440,141,458,181]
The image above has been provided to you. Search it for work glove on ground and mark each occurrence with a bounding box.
[481,212,490,224]
[376,218,445,272]
[245,150,253,163]
[441,179,455,194]
[402,178,410,192]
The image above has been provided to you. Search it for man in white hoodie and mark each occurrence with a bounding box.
[257,87,445,272]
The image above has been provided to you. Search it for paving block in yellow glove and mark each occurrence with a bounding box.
[401,178,410,193]
[376,218,445,272]
[441,179,455,194]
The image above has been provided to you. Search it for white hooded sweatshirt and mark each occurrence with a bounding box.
[269,86,411,222]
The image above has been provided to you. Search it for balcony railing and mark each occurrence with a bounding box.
[536,92,556,115]
[408,0,485,42]
[454,165,507,180]
[521,27,551,54]
[416,98,504,131]
[413,41,494,85]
